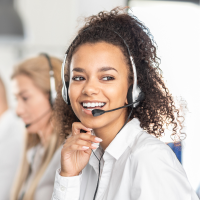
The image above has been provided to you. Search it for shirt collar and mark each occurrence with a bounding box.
[105,118,143,160]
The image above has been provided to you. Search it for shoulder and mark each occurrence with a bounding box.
[129,131,173,165]
[129,132,185,175]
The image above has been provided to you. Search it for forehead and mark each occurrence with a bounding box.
[12,74,35,94]
[70,42,128,72]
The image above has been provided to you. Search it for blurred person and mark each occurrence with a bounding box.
[196,185,200,198]
[51,8,198,200]
[0,76,23,200]
[0,76,8,115]
[10,54,64,200]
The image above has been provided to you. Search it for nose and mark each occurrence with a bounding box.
[15,99,25,117]
[82,78,100,97]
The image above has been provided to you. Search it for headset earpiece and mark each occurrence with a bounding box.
[62,81,71,105]
[127,84,144,107]
[65,82,71,105]
[127,85,133,104]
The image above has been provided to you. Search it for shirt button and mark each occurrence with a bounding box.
[60,185,66,191]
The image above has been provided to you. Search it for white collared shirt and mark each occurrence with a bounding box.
[51,118,199,200]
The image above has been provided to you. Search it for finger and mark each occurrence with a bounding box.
[75,139,99,150]
[72,122,92,136]
[86,129,93,135]
[77,133,103,143]
[70,143,97,151]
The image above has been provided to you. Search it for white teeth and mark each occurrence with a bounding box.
[83,102,105,108]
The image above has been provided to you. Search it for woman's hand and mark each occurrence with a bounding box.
[60,122,102,177]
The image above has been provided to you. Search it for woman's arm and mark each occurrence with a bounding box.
[51,122,102,200]
[51,169,82,200]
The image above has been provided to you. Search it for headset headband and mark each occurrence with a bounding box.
[40,53,57,106]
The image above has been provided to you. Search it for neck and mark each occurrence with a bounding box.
[0,103,8,118]
[37,118,53,146]
[93,109,127,150]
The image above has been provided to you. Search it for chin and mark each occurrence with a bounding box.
[79,115,110,130]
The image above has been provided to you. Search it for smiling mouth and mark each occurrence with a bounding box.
[81,102,106,111]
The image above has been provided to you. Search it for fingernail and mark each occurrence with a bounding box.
[91,143,99,148]
[95,137,103,142]
[87,128,92,130]
[82,146,89,149]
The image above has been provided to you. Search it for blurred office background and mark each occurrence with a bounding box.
[0,0,200,193]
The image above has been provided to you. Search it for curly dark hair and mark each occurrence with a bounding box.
[54,7,185,142]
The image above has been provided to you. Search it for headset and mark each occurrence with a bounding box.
[60,28,145,200]
[40,53,57,107]
[25,53,56,128]
[61,27,145,113]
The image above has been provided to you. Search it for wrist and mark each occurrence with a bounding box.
[60,170,80,177]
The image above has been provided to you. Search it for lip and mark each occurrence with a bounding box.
[20,116,31,124]
[81,100,106,103]
[80,100,106,115]
[22,118,30,124]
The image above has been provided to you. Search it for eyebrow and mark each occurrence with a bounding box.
[72,68,85,72]
[72,66,118,73]
[17,90,28,96]
[98,66,118,73]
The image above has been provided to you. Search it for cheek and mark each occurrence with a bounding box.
[68,84,81,111]
[29,95,51,116]
[103,82,128,105]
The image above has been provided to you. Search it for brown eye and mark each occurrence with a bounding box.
[72,76,85,81]
[22,97,28,101]
[102,76,115,81]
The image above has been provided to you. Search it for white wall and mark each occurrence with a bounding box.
[0,0,126,108]
[129,0,200,190]
[78,0,126,17]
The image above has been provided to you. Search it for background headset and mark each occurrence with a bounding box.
[40,53,57,107]
[61,27,145,111]
[25,53,56,128]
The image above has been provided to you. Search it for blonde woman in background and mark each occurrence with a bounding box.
[10,54,64,200]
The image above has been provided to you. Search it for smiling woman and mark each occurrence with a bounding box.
[68,42,130,134]
[51,7,198,200]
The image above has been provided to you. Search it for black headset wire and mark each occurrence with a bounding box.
[92,106,134,200]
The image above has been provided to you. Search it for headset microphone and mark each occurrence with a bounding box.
[25,124,31,128]
[92,92,145,117]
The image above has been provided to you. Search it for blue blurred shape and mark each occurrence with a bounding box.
[167,142,182,164]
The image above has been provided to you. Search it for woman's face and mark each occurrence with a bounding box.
[12,75,52,133]
[69,42,130,129]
